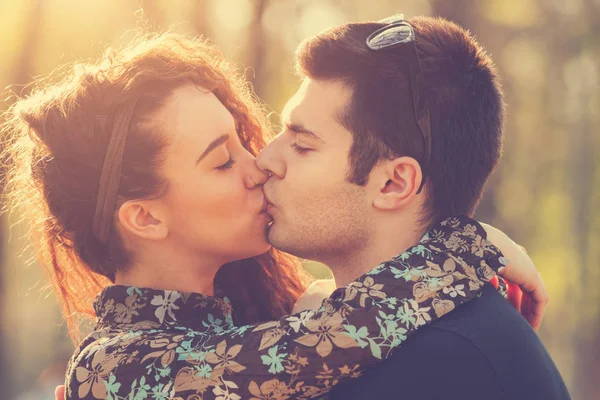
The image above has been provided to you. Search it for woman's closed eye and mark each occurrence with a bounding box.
[216,155,236,170]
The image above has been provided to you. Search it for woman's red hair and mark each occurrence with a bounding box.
[2,31,308,342]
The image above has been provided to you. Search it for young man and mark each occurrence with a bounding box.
[256,15,570,399]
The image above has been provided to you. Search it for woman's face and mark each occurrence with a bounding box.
[152,84,271,263]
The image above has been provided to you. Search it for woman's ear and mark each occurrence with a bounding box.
[117,200,168,241]
[372,157,423,211]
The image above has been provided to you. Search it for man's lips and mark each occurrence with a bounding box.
[262,189,278,219]
[259,197,274,226]
[263,197,276,217]
[263,191,275,209]
[266,202,275,214]
[260,197,269,214]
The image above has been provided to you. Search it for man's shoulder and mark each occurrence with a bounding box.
[430,284,555,363]
[329,285,571,400]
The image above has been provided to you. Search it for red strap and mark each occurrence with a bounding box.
[490,276,523,312]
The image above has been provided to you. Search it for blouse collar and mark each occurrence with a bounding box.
[94,285,235,333]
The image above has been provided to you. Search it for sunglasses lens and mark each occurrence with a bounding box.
[366,24,414,50]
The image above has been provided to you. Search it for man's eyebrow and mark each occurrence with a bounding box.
[284,122,325,143]
[197,134,229,164]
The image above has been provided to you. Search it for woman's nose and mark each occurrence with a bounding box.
[244,160,269,189]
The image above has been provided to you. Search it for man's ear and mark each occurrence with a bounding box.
[117,200,168,241]
[372,157,423,211]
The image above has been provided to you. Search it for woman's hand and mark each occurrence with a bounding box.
[481,222,549,330]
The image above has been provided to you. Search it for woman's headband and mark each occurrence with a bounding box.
[92,98,139,244]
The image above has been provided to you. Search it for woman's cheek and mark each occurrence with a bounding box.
[210,179,243,216]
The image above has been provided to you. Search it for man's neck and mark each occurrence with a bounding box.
[328,221,427,288]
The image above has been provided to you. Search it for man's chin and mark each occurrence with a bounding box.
[266,221,280,246]
[267,223,309,259]
[267,222,291,252]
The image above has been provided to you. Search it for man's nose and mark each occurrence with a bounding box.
[256,139,286,179]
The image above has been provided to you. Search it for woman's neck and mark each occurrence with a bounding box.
[114,248,223,296]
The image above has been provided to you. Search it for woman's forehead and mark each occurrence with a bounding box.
[160,84,235,146]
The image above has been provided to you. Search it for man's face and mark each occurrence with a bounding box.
[256,78,373,263]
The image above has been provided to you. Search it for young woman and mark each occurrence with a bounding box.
[3,32,538,400]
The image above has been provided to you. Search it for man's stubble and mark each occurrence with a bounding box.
[268,181,373,273]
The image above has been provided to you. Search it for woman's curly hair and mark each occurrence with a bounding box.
[1,31,307,342]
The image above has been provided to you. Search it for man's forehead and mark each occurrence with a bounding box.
[280,83,307,123]
[281,78,350,129]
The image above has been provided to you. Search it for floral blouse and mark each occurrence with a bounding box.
[65,216,508,400]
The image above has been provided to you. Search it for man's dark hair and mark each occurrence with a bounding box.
[295,16,505,224]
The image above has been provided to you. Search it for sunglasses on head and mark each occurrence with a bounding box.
[366,14,432,194]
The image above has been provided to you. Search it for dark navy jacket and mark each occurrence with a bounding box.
[329,284,571,400]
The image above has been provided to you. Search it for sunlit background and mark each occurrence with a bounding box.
[0,0,598,399]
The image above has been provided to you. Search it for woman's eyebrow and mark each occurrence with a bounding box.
[196,134,229,164]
